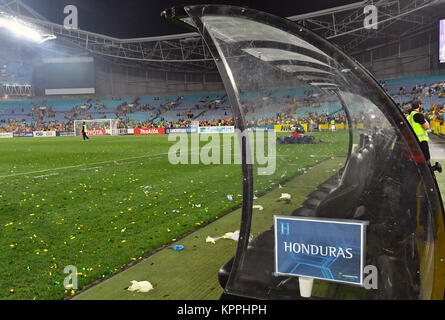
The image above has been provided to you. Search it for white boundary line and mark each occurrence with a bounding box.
[0,153,168,179]
[79,166,103,171]
[0,139,286,179]
[0,141,237,179]
[33,172,59,179]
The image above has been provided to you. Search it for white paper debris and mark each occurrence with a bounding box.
[128,280,153,293]
[227,194,233,201]
[141,185,152,195]
[206,236,219,244]
[280,193,291,200]
[253,205,264,211]
[206,230,240,243]
[223,230,240,241]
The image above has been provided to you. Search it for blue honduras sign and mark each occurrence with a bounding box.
[274,215,368,285]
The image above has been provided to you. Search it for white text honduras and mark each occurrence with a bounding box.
[283,242,353,259]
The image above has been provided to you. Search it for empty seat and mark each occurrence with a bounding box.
[316,148,370,219]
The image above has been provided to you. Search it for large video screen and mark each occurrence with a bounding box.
[43,57,95,95]
[441,19,445,63]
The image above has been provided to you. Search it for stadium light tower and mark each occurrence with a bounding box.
[0,11,56,43]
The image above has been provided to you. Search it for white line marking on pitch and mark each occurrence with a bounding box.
[0,154,154,179]
[114,161,134,166]
[0,143,229,179]
[80,166,102,171]
[33,173,59,179]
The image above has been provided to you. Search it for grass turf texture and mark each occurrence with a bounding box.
[72,157,344,300]
[0,131,349,300]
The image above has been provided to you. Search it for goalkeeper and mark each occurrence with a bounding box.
[81,122,89,141]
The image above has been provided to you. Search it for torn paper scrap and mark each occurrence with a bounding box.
[128,280,153,293]
[222,230,240,241]
[206,236,221,244]
[253,205,264,211]
[206,230,240,243]
[280,193,291,200]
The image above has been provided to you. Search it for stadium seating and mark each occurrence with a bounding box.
[0,72,444,131]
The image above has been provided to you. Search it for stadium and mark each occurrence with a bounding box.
[1,0,445,305]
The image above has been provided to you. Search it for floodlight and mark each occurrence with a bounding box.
[0,12,56,43]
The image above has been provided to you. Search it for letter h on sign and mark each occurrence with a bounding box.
[280,222,290,236]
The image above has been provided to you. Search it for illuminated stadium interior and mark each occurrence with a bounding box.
[1,0,445,305]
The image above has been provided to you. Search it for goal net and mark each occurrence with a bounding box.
[73,119,119,136]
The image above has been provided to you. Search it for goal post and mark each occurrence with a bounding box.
[73,119,119,136]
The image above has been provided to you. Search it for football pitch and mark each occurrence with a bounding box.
[0,131,349,300]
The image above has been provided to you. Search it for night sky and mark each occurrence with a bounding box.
[21,0,360,38]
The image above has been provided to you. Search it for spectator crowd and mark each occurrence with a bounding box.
[1,80,444,134]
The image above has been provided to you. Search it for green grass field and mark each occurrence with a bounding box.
[0,131,349,300]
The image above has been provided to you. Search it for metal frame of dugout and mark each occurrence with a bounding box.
[162,5,445,300]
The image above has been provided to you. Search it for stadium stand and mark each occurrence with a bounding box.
[0,73,444,134]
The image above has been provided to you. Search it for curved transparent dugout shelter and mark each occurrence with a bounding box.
[162,5,445,299]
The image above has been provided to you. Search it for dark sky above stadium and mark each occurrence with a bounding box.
[22,0,361,38]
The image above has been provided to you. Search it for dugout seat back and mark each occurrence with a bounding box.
[315,148,370,219]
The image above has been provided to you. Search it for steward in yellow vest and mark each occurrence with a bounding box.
[407,107,429,143]
[407,101,430,163]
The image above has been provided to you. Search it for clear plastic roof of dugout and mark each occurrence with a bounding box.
[162,5,445,300]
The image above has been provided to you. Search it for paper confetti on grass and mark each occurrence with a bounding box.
[206,236,220,244]
[206,230,240,244]
[127,280,153,293]
[0,125,337,300]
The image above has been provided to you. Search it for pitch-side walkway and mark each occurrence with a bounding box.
[429,134,445,160]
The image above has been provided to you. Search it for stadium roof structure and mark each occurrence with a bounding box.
[0,0,444,73]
